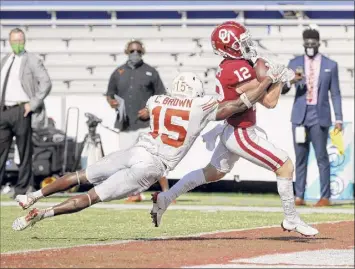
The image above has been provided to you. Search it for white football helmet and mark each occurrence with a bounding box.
[170,72,205,98]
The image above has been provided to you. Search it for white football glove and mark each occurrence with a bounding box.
[280,68,295,83]
[265,63,288,83]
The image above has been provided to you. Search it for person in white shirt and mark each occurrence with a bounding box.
[0,28,52,197]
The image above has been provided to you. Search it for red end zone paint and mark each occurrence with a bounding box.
[1,221,354,268]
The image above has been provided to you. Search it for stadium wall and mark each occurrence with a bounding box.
[44,94,354,182]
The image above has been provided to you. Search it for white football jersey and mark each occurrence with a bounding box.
[136,94,218,170]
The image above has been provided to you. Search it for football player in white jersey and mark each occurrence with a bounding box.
[11,67,286,232]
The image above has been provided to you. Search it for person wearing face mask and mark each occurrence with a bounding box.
[282,27,343,207]
[105,39,169,202]
[0,28,52,197]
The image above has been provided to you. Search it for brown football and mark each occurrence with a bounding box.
[254,58,269,82]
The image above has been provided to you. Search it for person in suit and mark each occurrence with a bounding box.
[0,28,52,197]
[282,27,343,207]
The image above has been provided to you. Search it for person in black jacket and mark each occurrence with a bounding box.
[105,39,169,202]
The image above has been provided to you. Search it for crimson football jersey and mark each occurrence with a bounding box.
[215,58,257,128]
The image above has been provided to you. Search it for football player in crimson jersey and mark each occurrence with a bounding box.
[11,71,280,231]
[151,21,318,237]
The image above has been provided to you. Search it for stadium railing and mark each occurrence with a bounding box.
[0,1,354,96]
[1,1,354,27]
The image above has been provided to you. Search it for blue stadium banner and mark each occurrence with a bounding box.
[304,122,354,201]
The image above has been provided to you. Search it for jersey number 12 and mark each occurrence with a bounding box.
[216,67,251,101]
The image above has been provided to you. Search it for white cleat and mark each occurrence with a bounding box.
[15,194,38,210]
[150,192,169,227]
[281,218,319,237]
[12,208,44,231]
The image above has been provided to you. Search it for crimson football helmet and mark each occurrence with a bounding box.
[211,21,257,60]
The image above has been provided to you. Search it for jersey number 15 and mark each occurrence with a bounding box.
[150,106,190,148]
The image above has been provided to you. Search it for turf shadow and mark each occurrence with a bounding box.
[138,236,248,241]
[29,235,333,244]
[258,236,333,243]
[31,236,114,242]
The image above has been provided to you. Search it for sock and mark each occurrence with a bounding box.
[277,177,298,221]
[32,190,44,199]
[163,169,206,205]
[42,207,54,219]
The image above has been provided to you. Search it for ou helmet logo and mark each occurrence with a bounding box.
[219,29,230,44]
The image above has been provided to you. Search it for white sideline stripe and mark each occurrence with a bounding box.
[184,249,355,268]
[1,201,353,214]
[183,264,354,268]
[232,249,355,266]
[1,220,351,255]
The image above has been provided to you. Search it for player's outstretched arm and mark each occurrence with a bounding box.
[215,77,273,121]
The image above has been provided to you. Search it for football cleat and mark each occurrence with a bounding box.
[150,192,169,227]
[15,194,39,210]
[12,208,44,231]
[281,218,319,237]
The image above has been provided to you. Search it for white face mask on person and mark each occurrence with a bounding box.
[303,38,319,58]
[128,51,142,65]
[305,47,319,58]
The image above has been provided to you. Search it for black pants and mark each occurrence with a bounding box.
[0,105,33,195]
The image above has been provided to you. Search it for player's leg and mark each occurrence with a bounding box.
[125,128,151,202]
[12,187,101,231]
[158,177,169,191]
[127,176,170,203]
[158,176,176,203]
[15,170,88,209]
[90,146,164,201]
[90,147,165,204]
[161,140,238,204]
[15,149,129,210]
[228,126,318,236]
[13,147,165,231]
[151,140,239,227]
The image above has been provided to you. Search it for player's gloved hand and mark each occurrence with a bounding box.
[280,68,295,83]
[265,63,288,83]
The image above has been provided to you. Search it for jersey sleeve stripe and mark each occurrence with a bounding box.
[202,97,216,110]
[202,101,218,111]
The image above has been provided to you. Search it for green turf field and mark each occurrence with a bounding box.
[1,192,354,253]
